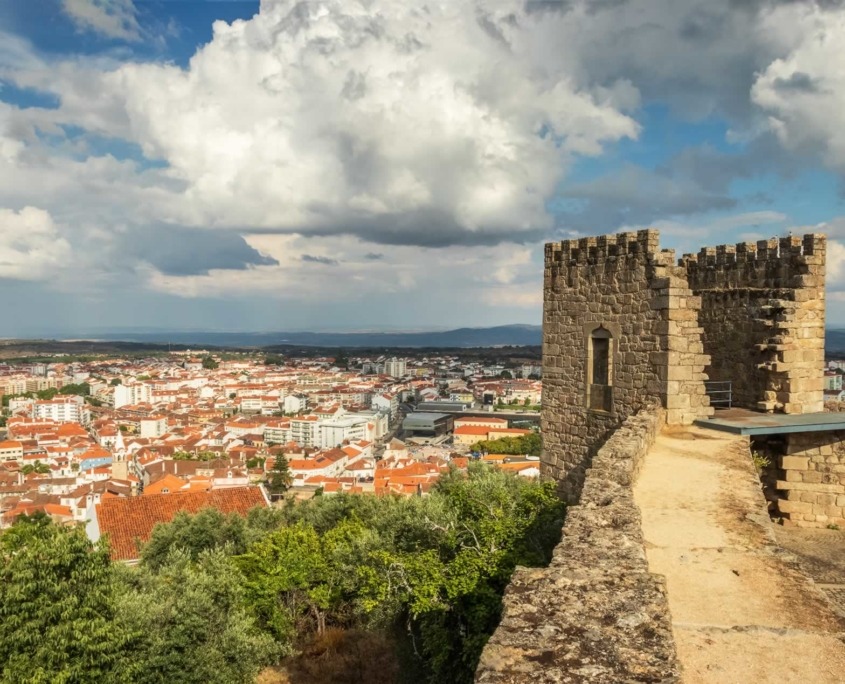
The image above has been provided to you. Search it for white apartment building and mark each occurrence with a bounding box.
[8,397,34,414]
[284,394,308,414]
[139,415,168,439]
[113,383,153,409]
[371,392,398,418]
[319,416,372,448]
[33,397,87,424]
[0,440,24,462]
[290,416,320,447]
[385,358,407,378]
[265,422,292,445]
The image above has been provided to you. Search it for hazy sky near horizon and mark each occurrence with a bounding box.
[4,0,845,335]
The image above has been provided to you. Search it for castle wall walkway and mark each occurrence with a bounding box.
[634,425,845,683]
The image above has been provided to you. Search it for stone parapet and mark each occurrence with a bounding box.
[776,431,845,528]
[477,405,680,683]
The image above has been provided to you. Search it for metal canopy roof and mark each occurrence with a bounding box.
[695,409,845,436]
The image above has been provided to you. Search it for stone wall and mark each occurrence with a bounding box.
[774,431,845,528]
[680,235,825,414]
[476,405,679,683]
[542,229,711,500]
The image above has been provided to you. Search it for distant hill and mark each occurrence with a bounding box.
[83,325,543,349]
[826,329,845,356]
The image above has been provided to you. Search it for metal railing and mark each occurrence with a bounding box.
[704,380,732,409]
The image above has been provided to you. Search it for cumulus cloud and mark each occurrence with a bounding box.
[558,164,737,233]
[11,0,640,247]
[752,6,845,171]
[61,0,141,42]
[4,0,845,328]
[0,206,73,280]
[116,225,278,276]
[145,234,542,313]
[614,211,790,256]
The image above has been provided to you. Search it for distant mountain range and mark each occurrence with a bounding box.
[26,325,845,353]
[77,325,543,349]
[826,329,845,355]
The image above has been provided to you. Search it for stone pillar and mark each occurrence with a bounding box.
[775,431,845,528]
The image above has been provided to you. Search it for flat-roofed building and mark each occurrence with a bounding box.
[0,440,24,462]
[402,412,454,438]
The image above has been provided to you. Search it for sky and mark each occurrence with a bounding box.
[3,0,845,336]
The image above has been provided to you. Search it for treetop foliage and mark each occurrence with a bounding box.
[471,432,541,457]
[0,465,564,684]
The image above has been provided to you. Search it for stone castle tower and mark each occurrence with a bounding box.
[542,229,825,500]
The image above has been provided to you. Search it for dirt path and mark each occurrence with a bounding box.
[633,425,845,684]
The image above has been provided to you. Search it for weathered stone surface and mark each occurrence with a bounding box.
[482,229,831,680]
[776,431,845,527]
[541,230,712,500]
[681,234,825,415]
[476,406,680,683]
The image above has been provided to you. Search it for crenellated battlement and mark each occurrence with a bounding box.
[545,229,662,266]
[680,234,825,266]
[542,226,826,472]
[679,234,825,290]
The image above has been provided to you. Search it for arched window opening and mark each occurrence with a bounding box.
[588,326,613,412]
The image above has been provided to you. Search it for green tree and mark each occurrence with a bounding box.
[264,354,284,366]
[0,514,128,683]
[58,382,90,396]
[237,519,382,641]
[498,370,512,379]
[471,433,541,457]
[246,456,265,469]
[266,454,293,499]
[140,509,251,570]
[117,549,277,683]
[202,356,219,370]
[21,460,50,475]
[359,464,564,682]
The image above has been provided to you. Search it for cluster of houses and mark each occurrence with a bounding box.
[0,353,541,561]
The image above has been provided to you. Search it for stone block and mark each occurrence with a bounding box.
[778,499,813,514]
[776,480,844,493]
[781,456,809,470]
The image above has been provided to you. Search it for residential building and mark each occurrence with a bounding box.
[113,383,153,409]
[0,440,24,462]
[385,358,407,378]
[139,415,168,439]
[33,396,87,424]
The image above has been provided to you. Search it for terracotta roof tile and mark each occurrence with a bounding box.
[96,486,268,561]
